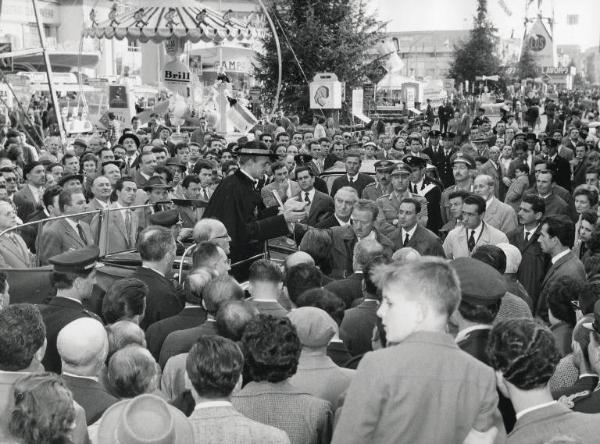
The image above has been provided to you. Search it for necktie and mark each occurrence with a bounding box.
[349,177,354,184]
[412,184,418,194]
[467,230,476,252]
[124,210,132,248]
[77,223,88,244]
[203,188,209,201]
[525,231,530,242]
[403,233,410,246]
[304,192,311,204]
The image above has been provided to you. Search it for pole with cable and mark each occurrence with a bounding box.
[256,0,282,118]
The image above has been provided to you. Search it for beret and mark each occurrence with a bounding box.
[287,307,337,348]
[451,257,506,305]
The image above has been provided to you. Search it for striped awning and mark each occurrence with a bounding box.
[82,1,258,45]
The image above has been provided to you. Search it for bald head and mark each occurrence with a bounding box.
[57,318,108,373]
[391,247,421,264]
[285,251,315,270]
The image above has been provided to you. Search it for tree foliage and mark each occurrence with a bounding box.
[516,47,541,80]
[448,0,502,84]
[254,0,384,118]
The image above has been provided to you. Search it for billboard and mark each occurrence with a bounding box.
[523,17,555,68]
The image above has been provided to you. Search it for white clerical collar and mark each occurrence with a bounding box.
[194,400,232,411]
[515,401,557,421]
[551,249,570,265]
[455,324,492,344]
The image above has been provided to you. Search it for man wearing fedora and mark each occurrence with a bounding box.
[119,132,141,175]
[14,160,45,221]
[204,141,306,263]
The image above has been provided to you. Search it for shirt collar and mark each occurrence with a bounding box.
[515,401,558,421]
[302,188,316,202]
[62,371,99,383]
[485,196,494,209]
[142,265,165,277]
[362,230,377,241]
[95,198,109,209]
[402,224,418,239]
[347,173,358,182]
[468,222,483,237]
[64,217,79,232]
[336,215,351,227]
[194,400,232,411]
[551,249,570,264]
[455,324,492,344]
[524,224,539,237]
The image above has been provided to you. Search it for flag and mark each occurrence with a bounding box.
[226,100,258,133]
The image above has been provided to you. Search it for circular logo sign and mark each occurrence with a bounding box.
[528,35,546,52]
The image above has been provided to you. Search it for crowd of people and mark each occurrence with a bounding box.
[1,87,600,443]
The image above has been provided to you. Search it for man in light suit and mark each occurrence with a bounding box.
[39,189,94,265]
[91,176,139,255]
[261,161,300,208]
[536,215,585,321]
[443,194,508,259]
[293,166,334,226]
[14,161,45,221]
[81,176,112,225]
[0,201,33,268]
[333,259,501,444]
[187,335,290,444]
[389,197,445,257]
[487,318,600,444]
[474,174,518,234]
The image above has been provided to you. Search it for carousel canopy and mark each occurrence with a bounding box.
[82,0,258,45]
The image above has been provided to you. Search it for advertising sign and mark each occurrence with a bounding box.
[309,73,342,109]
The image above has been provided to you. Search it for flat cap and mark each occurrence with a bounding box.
[48,246,101,273]
[73,139,88,148]
[525,133,538,141]
[235,141,279,160]
[451,153,476,169]
[374,160,395,171]
[149,209,181,228]
[23,161,44,178]
[391,163,412,176]
[451,257,506,305]
[143,176,173,192]
[403,155,427,168]
[287,307,337,347]
[58,174,84,187]
[166,158,187,171]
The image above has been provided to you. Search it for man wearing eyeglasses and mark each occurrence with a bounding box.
[0,167,18,203]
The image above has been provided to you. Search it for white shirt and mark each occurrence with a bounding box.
[401,224,418,243]
[347,174,358,183]
[467,222,484,241]
[64,217,79,233]
[515,401,557,421]
[113,201,130,225]
[27,184,42,203]
[455,324,492,345]
[523,225,539,241]
[94,198,109,209]
[362,230,377,242]
[551,249,570,265]
[301,188,316,204]
[336,215,351,227]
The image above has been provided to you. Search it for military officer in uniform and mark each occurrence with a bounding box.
[38,246,103,374]
[204,141,306,262]
[362,160,394,201]
[404,155,443,234]
[430,132,458,188]
[376,163,428,236]
[441,153,476,224]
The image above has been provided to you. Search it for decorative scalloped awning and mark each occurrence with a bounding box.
[82,0,258,45]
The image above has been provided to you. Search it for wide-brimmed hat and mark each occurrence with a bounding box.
[118,133,141,148]
[235,141,279,160]
[97,394,194,444]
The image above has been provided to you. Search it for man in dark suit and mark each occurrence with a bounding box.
[159,275,244,368]
[388,197,445,256]
[38,188,94,265]
[131,226,184,330]
[404,155,443,234]
[536,216,586,320]
[57,317,118,424]
[427,132,457,188]
[339,258,384,356]
[314,186,359,229]
[14,161,45,221]
[329,151,375,198]
[133,151,157,189]
[546,138,572,191]
[294,166,334,226]
[144,269,209,360]
[508,195,549,311]
[204,142,306,262]
[38,246,103,374]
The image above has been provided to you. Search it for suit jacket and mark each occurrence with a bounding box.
[133,170,152,188]
[91,203,139,255]
[314,214,341,229]
[232,380,333,444]
[504,175,529,211]
[411,178,443,233]
[507,403,600,444]
[325,272,363,308]
[0,232,33,268]
[131,266,184,330]
[159,320,218,368]
[247,299,289,318]
[484,197,518,234]
[537,251,585,319]
[340,299,379,356]
[39,218,94,265]
[39,297,98,374]
[443,222,509,259]
[332,331,501,444]
[62,374,118,425]
[145,306,207,361]
[261,180,301,208]
[389,224,445,257]
[81,198,107,225]
[204,169,289,262]
[13,185,41,221]
[549,154,572,191]
[508,226,549,311]
[330,173,375,198]
[19,207,48,253]
[429,146,457,188]
[188,405,291,444]
[300,190,334,226]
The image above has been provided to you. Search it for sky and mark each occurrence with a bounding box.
[371,0,600,51]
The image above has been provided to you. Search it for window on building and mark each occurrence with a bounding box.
[567,15,579,25]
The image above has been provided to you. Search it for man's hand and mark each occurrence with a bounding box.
[283,210,306,223]
[502,177,512,187]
